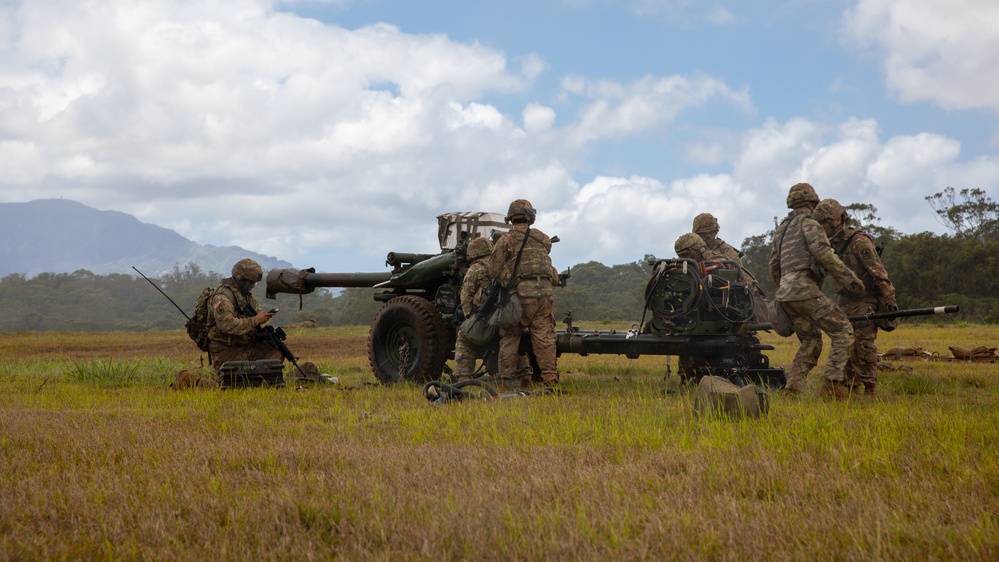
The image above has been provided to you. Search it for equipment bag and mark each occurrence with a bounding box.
[186,287,215,352]
[767,300,795,337]
[693,376,769,419]
[490,289,523,330]
[460,313,499,346]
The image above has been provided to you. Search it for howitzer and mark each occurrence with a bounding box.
[747,305,960,332]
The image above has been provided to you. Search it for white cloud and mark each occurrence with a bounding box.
[0,0,996,275]
[844,0,999,112]
[561,74,753,144]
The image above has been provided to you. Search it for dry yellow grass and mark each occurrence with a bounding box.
[1,324,997,561]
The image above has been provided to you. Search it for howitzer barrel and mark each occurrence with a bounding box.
[301,272,394,288]
[555,330,772,359]
[748,305,960,332]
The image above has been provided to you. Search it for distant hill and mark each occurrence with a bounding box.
[0,199,292,278]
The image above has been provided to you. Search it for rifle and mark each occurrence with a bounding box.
[240,302,311,380]
[747,305,960,332]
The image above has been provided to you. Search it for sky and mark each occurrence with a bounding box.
[2,0,998,274]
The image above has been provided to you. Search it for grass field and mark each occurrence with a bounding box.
[1,324,997,561]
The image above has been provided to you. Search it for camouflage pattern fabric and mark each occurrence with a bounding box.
[207,278,261,348]
[487,224,558,295]
[498,295,557,385]
[207,277,284,372]
[489,223,558,386]
[460,259,492,317]
[782,296,854,390]
[768,210,862,302]
[703,236,742,262]
[455,257,493,377]
[830,227,896,393]
[769,209,860,390]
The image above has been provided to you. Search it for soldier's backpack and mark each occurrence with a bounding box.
[186,287,215,352]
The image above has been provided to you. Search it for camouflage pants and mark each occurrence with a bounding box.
[453,331,481,377]
[498,296,557,384]
[210,340,284,373]
[841,298,880,390]
[455,332,530,379]
[782,295,854,390]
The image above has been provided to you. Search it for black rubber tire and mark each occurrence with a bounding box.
[368,295,450,384]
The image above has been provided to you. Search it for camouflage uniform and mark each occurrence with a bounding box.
[454,238,494,378]
[488,200,559,388]
[768,184,864,395]
[207,259,283,372]
[816,199,896,395]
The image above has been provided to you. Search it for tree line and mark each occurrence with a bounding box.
[0,188,995,332]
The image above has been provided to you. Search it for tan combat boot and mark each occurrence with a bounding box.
[819,378,848,401]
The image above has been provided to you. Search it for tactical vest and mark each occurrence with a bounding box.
[207,280,257,347]
[499,227,555,287]
[834,227,877,298]
[775,211,823,281]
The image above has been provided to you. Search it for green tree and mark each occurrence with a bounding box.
[925,187,999,244]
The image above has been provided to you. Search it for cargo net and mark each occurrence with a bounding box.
[643,258,753,335]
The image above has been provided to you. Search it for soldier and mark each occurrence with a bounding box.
[693,213,742,262]
[487,199,559,390]
[813,199,897,397]
[206,259,283,373]
[768,183,865,399]
[674,233,770,323]
[454,237,495,382]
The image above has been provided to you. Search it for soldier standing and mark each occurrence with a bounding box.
[813,198,897,397]
[207,259,283,373]
[487,199,559,390]
[768,184,864,399]
[453,237,495,382]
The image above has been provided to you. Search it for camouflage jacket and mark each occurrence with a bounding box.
[829,227,896,305]
[769,209,861,302]
[487,224,557,298]
[207,278,260,347]
[705,236,742,262]
[460,258,492,317]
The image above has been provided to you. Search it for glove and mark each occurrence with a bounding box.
[848,279,865,295]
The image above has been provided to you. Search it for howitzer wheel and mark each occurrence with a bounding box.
[368,295,450,384]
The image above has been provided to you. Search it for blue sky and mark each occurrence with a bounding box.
[1,0,997,274]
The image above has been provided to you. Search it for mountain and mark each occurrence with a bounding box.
[0,199,292,278]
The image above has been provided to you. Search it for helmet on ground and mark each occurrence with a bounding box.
[692,213,720,234]
[786,182,819,209]
[812,198,846,225]
[674,232,707,259]
[232,258,263,282]
[466,237,493,259]
[505,199,536,224]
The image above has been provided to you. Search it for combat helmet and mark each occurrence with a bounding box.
[232,258,263,282]
[786,182,819,209]
[692,213,720,234]
[674,232,707,259]
[505,199,536,224]
[812,198,846,225]
[466,237,493,260]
